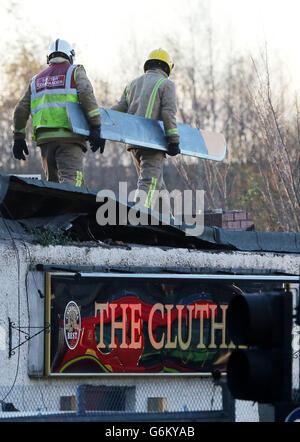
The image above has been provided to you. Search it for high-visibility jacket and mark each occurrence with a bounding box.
[13,59,101,147]
[112,68,180,145]
[30,62,79,140]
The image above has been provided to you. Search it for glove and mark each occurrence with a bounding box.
[167,142,180,157]
[88,125,106,153]
[13,139,29,160]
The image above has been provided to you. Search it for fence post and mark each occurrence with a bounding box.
[221,381,235,422]
[76,385,86,417]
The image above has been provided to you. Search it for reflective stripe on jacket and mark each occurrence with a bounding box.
[30,62,79,140]
[112,68,179,144]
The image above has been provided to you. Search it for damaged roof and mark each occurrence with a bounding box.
[0,173,300,254]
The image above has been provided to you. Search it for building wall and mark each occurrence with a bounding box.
[0,239,299,419]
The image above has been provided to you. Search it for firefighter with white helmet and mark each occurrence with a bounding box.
[12,38,105,186]
[112,48,180,212]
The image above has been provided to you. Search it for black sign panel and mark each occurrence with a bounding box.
[45,273,286,375]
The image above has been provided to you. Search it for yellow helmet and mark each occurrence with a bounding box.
[144,48,174,76]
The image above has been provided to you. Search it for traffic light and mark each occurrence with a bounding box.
[226,289,293,404]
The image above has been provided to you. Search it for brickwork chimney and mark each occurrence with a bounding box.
[204,210,255,231]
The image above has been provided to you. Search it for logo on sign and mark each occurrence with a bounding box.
[64,301,81,350]
[285,407,300,422]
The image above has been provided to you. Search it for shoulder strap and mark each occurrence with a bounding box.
[31,74,38,98]
[66,64,78,88]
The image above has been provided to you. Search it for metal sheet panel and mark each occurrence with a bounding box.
[67,102,226,161]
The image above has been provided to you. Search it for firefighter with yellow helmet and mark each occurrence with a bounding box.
[112,48,180,212]
[12,39,106,186]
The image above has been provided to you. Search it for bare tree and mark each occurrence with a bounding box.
[165,6,300,231]
[242,52,300,231]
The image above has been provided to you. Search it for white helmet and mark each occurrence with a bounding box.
[47,39,75,64]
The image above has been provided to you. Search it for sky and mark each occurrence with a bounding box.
[0,0,299,90]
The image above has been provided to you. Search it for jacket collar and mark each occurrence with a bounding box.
[145,68,168,78]
[50,57,71,64]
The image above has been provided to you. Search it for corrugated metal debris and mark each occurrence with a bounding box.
[0,174,299,253]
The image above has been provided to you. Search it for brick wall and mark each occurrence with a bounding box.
[204,210,255,231]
